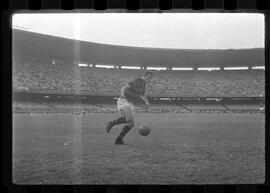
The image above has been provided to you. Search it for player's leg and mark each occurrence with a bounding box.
[115,105,135,145]
[106,113,126,133]
[106,98,127,133]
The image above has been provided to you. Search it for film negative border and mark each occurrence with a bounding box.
[5,185,270,193]
[1,0,270,193]
[0,0,269,10]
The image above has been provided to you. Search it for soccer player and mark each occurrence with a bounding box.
[106,70,154,145]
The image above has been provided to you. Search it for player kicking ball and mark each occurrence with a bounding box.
[106,70,154,145]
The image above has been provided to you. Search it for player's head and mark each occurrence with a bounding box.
[143,70,154,83]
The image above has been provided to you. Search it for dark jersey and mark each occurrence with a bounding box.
[124,78,146,104]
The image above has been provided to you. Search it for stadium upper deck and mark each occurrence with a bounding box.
[13,29,264,68]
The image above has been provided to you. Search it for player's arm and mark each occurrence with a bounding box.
[140,93,149,106]
[138,93,149,112]
[121,84,130,97]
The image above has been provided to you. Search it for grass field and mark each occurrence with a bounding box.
[13,112,265,184]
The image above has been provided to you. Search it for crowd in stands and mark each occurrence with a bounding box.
[12,101,117,114]
[13,101,264,115]
[13,58,265,97]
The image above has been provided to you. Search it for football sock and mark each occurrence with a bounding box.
[111,116,126,126]
[119,125,131,139]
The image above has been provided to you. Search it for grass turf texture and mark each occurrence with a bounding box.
[13,113,265,184]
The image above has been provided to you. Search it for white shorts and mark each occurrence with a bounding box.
[117,98,134,112]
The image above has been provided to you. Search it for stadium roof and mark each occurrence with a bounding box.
[13,29,264,67]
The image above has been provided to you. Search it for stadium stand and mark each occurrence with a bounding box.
[13,57,265,97]
[185,104,225,110]
[13,101,118,114]
[12,30,265,115]
[225,104,263,110]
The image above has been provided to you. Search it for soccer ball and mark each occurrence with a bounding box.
[138,125,151,136]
